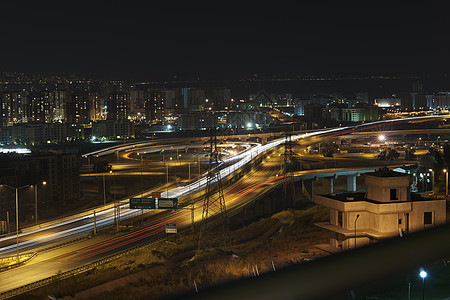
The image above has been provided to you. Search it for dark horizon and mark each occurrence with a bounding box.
[1,2,449,81]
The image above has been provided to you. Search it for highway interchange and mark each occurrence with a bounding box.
[0,115,449,296]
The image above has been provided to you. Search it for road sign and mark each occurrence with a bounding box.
[151,192,161,198]
[129,197,155,209]
[157,198,178,209]
[165,223,177,234]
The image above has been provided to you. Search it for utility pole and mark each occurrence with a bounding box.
[6,211,10,234]
[102,173,106,206]
[15,188,19,260]
[34,181,46,226]
[94,210,97,235]
[189,162,195,233]
[34,185,38,226]
[283,133,296,209]
[198,128,229,250]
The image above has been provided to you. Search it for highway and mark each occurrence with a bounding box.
[0,115,449,295]
[0,148,286,293]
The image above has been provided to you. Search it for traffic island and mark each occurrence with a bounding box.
[0,252,36,272]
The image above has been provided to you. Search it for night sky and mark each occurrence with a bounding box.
[1,2,449,80]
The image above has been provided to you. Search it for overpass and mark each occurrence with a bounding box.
[2,115,448,256]
[0,115,449,297]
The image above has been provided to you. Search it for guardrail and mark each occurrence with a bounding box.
[0,230,174,299]
[0,252,36,272]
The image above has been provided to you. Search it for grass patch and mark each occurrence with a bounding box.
[20,204,330,300]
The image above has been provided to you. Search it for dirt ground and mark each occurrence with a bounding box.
[20,205,330,300]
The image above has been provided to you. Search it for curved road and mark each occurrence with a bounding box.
[0,115,448,295]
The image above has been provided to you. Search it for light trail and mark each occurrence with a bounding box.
[1,115,449,256]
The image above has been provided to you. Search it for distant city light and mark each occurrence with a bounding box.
[378,135,385,141]
[0,148,31,154]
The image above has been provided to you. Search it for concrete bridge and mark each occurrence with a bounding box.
[289,165,411,202]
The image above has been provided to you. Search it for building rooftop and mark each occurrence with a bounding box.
[369,166,408,178]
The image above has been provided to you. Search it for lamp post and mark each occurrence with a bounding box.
[102,172,106,206]
[138,152,143,197]
[443,169,448,196]
[34,181,46,225]
[354,214,360,249]
[428,169,434,193]
[138,152,144,222]
[111,168,119,231]
[419,269,427,300]
[1,184,32,260]
[166,159,169,197]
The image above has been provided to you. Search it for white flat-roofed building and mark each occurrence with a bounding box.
[315,167,446,251]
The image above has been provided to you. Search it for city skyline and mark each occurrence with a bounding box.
[1,2,449,81]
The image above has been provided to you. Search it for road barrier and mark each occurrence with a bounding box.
[0,253,36,272]
[0,230,172,299]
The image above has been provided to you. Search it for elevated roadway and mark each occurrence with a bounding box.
[0,115,449,296]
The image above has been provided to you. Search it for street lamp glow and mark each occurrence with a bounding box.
[420,269,427,300]
[378,135,385,141]
[247,123,252,128]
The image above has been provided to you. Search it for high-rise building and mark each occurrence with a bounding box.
[434,92,450,109]
[164,89,177,109]
[89,92,102,121]
[29,91,53,122]
[67,92,90,124]
[188,88,206,110]
[51,90,68,122]
[250,90,272,107]
[355,92,369,104]
[0,151,81,210]
[106,92,129,120]
[304,103,326,121]
[270,93,293,107]
[145,91,165,123]
[212,88,231,110]
[1,91,26,125]
[129,89,147,120]
[178,112,218,130]
[293,97,313,116]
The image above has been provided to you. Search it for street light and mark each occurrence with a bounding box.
[443,169,448,196]
[34,181,46,225]
[419,269,427,300]
[137,152,143,197]
[354,214,360,249]
[1,184,32,261]
[102,170,112,206]
[428,169,434,193]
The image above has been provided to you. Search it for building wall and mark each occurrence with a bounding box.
[91,119,135,139]
[316,172,446,251]
[365,175,411,203]
[408,200,447,232]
